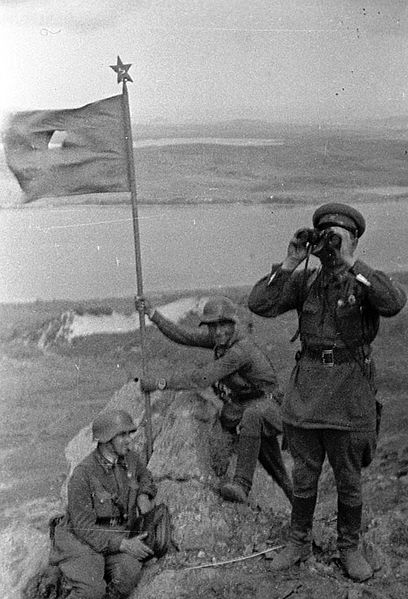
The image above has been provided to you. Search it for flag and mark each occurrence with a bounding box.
[2,95,129,202]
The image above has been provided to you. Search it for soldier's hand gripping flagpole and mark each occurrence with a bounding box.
[110,56,153,462]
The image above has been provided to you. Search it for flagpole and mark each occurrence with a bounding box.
[111,57,153,462]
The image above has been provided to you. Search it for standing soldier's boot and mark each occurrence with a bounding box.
[259,436,293,504]
[269,495,316,571]
[337,501,373,582]
[220,433,260,503]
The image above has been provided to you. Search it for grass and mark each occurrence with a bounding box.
[1,275,407,598]
[0,275,406,515]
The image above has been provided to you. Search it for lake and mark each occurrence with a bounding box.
[0,199,407,303]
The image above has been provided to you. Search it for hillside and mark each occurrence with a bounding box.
[126,119,408,205]
[2,118,408,207]
[1,276,408,598]
[131,132,408,205]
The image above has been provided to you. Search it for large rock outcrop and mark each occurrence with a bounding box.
[131,388,292,599]
[3,381,292,599]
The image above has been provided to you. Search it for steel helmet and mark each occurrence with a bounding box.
[92,409,137,443]
[199,296,237,325]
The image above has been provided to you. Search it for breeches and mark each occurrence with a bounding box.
[50,527,142,599]
[284,424,377,506]
[220,396,291,495]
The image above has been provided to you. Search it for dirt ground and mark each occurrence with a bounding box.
[1,280,408,598]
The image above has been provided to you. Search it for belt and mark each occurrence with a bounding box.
[97,516,126,527]
[233,390,265,402]
[301,346,362,366]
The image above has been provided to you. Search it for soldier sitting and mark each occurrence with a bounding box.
[137,295,292,505]
[49,410,157,599]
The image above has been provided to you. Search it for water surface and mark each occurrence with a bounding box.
[0,199,407,302]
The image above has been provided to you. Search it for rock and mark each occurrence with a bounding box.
[3,382,292,599]
[362,538,392,576]
[130,389,292,598]
[395,558,408,578]
[397,445,408,478]
[131,567,242,599]
[145,390,291,554]
[360,589,392,599]
[0,523,50,599]
[133,569,183,599]
[0,498,63,598]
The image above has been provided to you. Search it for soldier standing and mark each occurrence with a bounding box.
[137,295,292,505]
[248,203,406,581]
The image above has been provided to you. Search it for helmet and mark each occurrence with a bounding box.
[92,409,137,443]
[199,296,237,325]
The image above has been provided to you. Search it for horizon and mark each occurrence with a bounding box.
[130,114,408,129]
[2,110,408,132]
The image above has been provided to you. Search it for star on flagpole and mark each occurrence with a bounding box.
[110,56,133,84]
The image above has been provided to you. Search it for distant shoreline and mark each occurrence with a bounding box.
[4,189,407,210]
[132,137,285,148]
[1,274,407,309]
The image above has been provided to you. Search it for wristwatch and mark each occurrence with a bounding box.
[157,378,167,391]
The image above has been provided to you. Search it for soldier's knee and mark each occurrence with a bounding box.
[108,554,143,595]
[60,552,106,599]
[336,480,362,506]
[293,467,320,497]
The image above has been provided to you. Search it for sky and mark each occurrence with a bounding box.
[1,0,408,126]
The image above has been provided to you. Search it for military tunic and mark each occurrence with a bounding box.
[249,259,406,506]
[50,449,156,598]
[151,311,279,399]
[248,260,407,433]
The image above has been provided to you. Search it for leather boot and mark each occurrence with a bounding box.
[269,495,316,571]
[259,436,293,503]
[339,548,373,582]
[220,432,259,503]
[220,481,248,503]
[337,502,373,582]
[232,432,261,492]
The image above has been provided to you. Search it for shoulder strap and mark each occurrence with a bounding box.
[290,259,320,343]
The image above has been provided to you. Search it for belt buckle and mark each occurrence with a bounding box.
[322,349,334,367]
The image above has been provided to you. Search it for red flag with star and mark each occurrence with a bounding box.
[2,94,129,202]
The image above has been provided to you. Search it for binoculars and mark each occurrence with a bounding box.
[296,228,342,250]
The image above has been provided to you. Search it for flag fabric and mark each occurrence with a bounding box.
[2,95,129,202]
